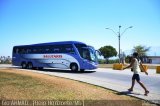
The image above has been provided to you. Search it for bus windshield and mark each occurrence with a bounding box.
[88,47,97,62]
[75,44,96,62]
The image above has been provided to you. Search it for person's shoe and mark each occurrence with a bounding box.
[144,90,149,96]
[128,88,133,92]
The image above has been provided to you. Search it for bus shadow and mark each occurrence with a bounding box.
[40,69,96,74]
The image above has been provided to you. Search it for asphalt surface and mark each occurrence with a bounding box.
[0,64,160,104]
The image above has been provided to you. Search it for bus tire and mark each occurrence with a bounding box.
[70,63,78,72]
[21,62,27,69]
[27,62,33,69]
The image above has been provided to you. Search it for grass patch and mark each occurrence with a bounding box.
[0,69,148,102]
[0,69,137,100]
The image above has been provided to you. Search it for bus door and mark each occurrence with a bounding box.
[81,48,91,69]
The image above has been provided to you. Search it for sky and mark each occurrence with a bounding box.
[0,0,160,56]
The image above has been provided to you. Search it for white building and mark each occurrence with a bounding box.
[147,56,160,64]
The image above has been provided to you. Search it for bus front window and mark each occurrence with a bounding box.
[79,48,91,61]
[77,47,96,62]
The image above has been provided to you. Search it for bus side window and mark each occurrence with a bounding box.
[44,46,51,53]
[18,48,21,54]
[29,47,37,54]
[53,48,60,53]
[27,48,31,53]
[32,48,38,53]
[20,48,25,54]
[64,44,75,54]
[52,45,60,53]
[65,47,75,54]
[38,48,43,53]
[16,48,19,54]
[13,47,19,54]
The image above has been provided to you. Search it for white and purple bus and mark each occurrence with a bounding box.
[12,41,99,72]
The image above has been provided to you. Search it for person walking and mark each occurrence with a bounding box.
[123,52,149,96]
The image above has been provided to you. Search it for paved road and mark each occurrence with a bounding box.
[1,64,160,104]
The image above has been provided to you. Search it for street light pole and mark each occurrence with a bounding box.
[105,26,132,64]
[118,26,121,63]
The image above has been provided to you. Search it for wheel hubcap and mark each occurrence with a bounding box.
[72,66,76,70]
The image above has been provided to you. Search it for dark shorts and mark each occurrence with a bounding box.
[132,74,140,81]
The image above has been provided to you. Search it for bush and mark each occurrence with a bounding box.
[108,59,119,64]
[98,59,106,64]
[98,59,119,64]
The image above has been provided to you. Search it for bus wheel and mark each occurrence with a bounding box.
[70,63,78,72]
[28,62,33,69]
[21,62,27,69]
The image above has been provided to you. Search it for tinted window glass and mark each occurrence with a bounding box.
[13,47,17,53]
[13,44,76,54]
[75,44,87,49]
[27,48,32,53]
[62,44,75,53]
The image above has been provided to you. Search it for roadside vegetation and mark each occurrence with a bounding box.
[0,56,12,64]
[98,59,119,64]
[98,45,150,64]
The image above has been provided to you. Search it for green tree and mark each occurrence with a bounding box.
[99,45,117,62]
[125,55,132,63]
[133,45,150,56]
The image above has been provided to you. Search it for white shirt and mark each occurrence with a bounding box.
[132,58,141,74]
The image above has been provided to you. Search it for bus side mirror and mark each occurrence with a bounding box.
[96,50,102,56]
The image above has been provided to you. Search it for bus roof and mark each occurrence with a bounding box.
[14,41,86,47]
